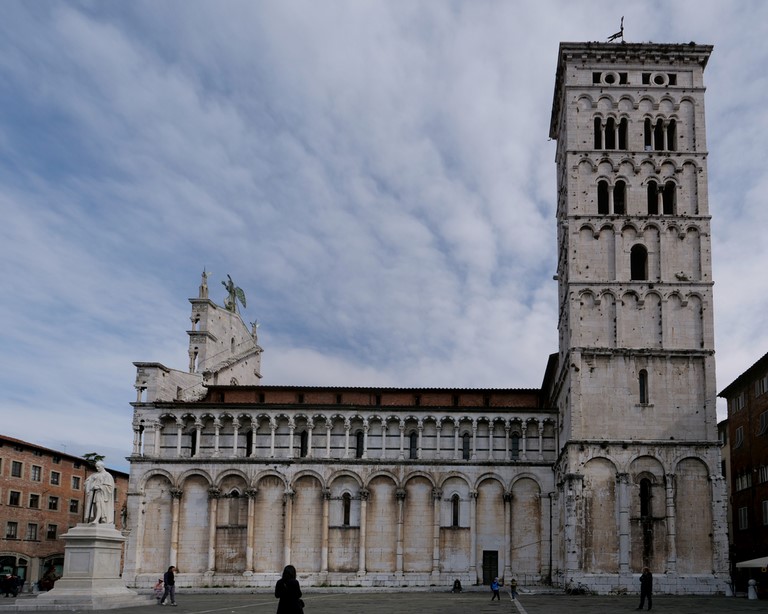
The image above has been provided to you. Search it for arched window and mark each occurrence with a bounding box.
[640,478,652,518]
[618,118,628,150]
[409,432,418,459]
[598,180,609,215]
[613,180,626,214]
[647,180,659,215]
[342,493,351,526]
[605,117,616,149]
[462,433,471,460]
[662,181,676,215]
[644,118,653,150]
[355,431,364,459]
[630,245,648,281]
[451,494,460,528]
[299,431,308,458]
[594,117,602,149]
[189,428,197,458]
[653,118,665,151]
[228,490,240,526]
[666,119,677,151]
[510,434,520,460]
[639,369,649,404]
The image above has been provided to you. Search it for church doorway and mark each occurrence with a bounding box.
[482,550,498,585]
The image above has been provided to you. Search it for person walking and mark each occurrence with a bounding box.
[490,576,501,601]
[275,565,303,613]
[637,567,652,611]
[160,566,177,606]
[509,577,518,600]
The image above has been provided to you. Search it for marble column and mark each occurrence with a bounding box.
[358,489,369,574]
[470,490,478,581]
[395,488,406,575]
[207,487,221,572]
[283,490,295,566]
[169,488,183,568]
[245,488,258,573]
[321,489,331,573]
[617,472,630,573]
[665,473,677,573]
[431,488,442,577]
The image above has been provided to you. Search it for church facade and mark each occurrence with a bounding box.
[122,42,729,594]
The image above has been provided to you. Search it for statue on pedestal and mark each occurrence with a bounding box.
[84,461,115,525]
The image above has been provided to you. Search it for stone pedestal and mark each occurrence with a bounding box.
[31,524,146,610]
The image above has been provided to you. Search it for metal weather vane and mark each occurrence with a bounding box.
[607,17,624,43]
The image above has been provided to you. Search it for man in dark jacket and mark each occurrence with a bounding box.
[637,567,652,610]
[160,566,177,606]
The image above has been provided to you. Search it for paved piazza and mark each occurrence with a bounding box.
[5,590,765,614]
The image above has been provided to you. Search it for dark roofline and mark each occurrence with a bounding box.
[0,433,129,477]
[718,350,768,398]
[202,384,541,394]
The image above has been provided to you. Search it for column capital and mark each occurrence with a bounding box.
[503,491,512,503]
[432,488,442,501]
[170,488,184,499]
[208,487,222,499]
[245,488,259,499]
[617,472,630,484]
[322,488,332,501]
[395,488,406,501]
[283,489,295,502]
[470,490,478,500]
[360,488,370,501]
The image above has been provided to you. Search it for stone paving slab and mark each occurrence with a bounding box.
[2,591,765,614]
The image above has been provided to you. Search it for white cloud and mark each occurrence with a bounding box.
[1,1,767,466]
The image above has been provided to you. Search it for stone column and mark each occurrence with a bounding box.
[207,487,221,572]
[488,420,495,460]
[538,421,545,460]
[249,423,257,457]
[471,421,477,460]
[358,489,369,574]
[665,473,677,573]
[343,418,351,459]
[307,423,314,458]
[504,423,510,460]
[325,420,332,458]
[132,425,142,456]
[283,490,295,566]
[417,421,423,459]
[520,422,528,460]
[431,488,442,577]
[563,474,583,577]
[395,488,406,576]
[362,420,369,459]
[232,419,240,457]
[381,423,388,459]
[710,474,730,579]
[321,489,331,573]
[288,418,296,459]
[176,420,184,458]
[617,472,630,573]
[169,488,183,568]
[503,491,512,580]
[245,488,258,574]
[153,421,162,457]
[193,421,202,457]
[435,422,442,459]
[212,418,222,457]
[269,419,276,458]
[398,420,405,460]
[470,490,478,581]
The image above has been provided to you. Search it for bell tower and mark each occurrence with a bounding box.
[548,42,728,592]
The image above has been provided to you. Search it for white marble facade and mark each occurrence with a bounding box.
[123,41,729,594]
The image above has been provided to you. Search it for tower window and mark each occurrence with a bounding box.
[613,180,626,214]
[640,478,652,517]
[462,433,471,460]
[618,118,628,150]
[639,369,649,404]
[667,119,677,151]
[451,494,460,527]
[594,117,602,149]
[342,493,351,526]
[647,181,659,215]
[630,245,648,281]
[598,180,609,215]
[605,117,616,149]
[644,118,653,150]
[662,181,676,214]
[654,119,665,151]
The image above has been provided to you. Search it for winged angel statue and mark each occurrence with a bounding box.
[222,275,246,313]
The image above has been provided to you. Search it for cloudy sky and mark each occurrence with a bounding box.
[1,1,766,472]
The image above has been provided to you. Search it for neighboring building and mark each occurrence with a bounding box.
[0,435,129,589]
[718,351,768,592]
[123,40,728,594]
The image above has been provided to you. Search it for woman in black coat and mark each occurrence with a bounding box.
[275,565,303,614]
